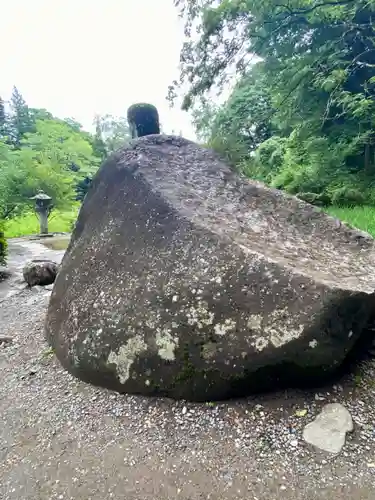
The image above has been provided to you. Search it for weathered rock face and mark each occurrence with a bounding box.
[23,259,59,287]
[45,135,375,401]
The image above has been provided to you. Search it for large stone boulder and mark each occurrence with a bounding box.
[45,135,375,401]
[23,259,59,287]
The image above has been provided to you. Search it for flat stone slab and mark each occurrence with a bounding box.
[303,403,353,454]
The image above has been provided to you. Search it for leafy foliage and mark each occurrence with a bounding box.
[8,86,34,147]
[0,225,7,266]
[0,89,133,237]
[94,114,131,154]
[172,0,375,205]
[75,113,132,200]
[0,118,98,219]
[0,88,140,263]
[193,62,274,167]
[0,98,6,137]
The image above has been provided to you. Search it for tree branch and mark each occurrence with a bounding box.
[272,0,355,20]
[289,0,355,15]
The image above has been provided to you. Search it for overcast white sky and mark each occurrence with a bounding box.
[0,0,196,138]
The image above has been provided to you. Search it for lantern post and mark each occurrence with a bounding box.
[30,191,53,235]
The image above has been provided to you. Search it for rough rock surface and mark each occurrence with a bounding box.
[23,259,58,287]
[46,135,375,401]
[303,403,354,454]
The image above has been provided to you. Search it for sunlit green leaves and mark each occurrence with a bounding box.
[0,114,99,218]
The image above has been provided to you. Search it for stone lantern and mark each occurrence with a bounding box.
[30,190,53,235]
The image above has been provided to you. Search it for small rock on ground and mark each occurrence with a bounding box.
[303,403,354,454]
[0,266,11,281]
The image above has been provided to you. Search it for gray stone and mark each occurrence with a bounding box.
[23,259,59,287]
[45,135,375,401]
[303,403,353,454]
[0,266,11,282]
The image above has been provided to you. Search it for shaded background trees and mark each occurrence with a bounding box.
[171,0,375,206]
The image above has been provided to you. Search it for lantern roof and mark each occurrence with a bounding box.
[30,190,52,201]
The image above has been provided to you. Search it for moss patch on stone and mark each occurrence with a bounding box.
[127,103,160,138]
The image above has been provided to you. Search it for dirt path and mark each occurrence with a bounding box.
[1,239,375,499]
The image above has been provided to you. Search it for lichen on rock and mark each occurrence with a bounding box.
[107,335,147,384]
[155,328,179,361]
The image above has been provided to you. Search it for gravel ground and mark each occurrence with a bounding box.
[1,243,375,499]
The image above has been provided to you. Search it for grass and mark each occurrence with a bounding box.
[325,205,375,237]
[4,202,375,241]
[4,204,80,238]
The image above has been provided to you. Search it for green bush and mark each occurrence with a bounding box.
[0,224,7,265]
[208,134,250,170]
[240,136,287,182]
[296,192,331,206]
[330,187,366,207]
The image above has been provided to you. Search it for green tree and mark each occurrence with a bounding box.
[21,118,99,202]
[29,108,53,123]
[0,227,7,265]
[0,116,100,219]
[95,114,131,154]
[195,63,274,166]
[0,97,6,138]
[92,115,108,160]
[9,86,33,147]
[172,0,375,202]
[64,118,81,130]
[191,99,220,143]
[73,115,112,201]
